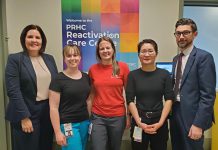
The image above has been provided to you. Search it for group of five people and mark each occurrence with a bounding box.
[5,18,216,150]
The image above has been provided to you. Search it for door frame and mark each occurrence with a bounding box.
[0,0,11,150]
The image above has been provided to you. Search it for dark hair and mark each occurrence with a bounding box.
[63,44,82,58]
[96,36,120,76]
[137,39,158,55]
[20,24,47,54]
[175,18,198,32]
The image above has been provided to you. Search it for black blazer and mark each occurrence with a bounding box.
[5,52,58,123]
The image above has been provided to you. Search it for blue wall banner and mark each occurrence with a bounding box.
[62,0,139,71]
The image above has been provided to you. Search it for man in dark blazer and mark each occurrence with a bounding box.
[170,18,216,150]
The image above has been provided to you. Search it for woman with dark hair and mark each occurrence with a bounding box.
[88,36,130,150]
[49,44,91,150]
[126,39,174,150]
[5,24,58,150]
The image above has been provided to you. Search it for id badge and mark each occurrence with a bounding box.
[133,126,142,142]
[88,123,93,135]
[64,123,73,137]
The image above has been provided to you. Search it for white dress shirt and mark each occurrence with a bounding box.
[175,45,193,101]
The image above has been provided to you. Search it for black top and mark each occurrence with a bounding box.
[49,72,91,124]
[126,68,174,112]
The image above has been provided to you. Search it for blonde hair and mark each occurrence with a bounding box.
[63,44,81,58]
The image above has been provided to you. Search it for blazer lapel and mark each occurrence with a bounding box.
[41,54,56,79]
[22,53,37,87]
[180,47,197,89]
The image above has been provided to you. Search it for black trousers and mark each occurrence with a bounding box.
[130,117,169,150]
[11,101,53,150]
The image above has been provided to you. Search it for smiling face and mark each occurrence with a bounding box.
[25,29,42,56]
[175,25,197,51]
[98,40,114,64]
[64,46,81,69]
[139,43,157,66]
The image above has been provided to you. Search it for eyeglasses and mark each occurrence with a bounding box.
[174,30,192,37]
[139,50,155,55]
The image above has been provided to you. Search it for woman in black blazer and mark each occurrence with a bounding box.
[5,24,58,150]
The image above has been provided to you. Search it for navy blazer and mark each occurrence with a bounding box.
[5,52,58,123]
[172,46,216,131]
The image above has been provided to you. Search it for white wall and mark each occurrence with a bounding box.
[6,0,63,70]
[140,0,179,62]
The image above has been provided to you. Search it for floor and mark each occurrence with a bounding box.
[53,138,211,150]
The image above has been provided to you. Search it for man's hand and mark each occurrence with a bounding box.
[188,125,203,140]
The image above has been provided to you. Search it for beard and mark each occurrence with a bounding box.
[177,40,192,49]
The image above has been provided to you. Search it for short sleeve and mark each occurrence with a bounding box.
[49,74,62,93]
[163,71,175,101]
[83,72,91,86]
[125,72,136,104]
[88,66,93,81]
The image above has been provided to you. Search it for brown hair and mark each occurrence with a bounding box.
[20,24,47,54]
[175,18,198,32]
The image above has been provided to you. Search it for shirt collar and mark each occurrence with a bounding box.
[180,45,193,56]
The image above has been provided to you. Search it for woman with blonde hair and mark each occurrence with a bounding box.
[49,44,91,150]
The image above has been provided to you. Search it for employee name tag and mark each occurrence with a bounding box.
[88,123,93,135]
[133,126,142,142]
[64,123,73,137]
